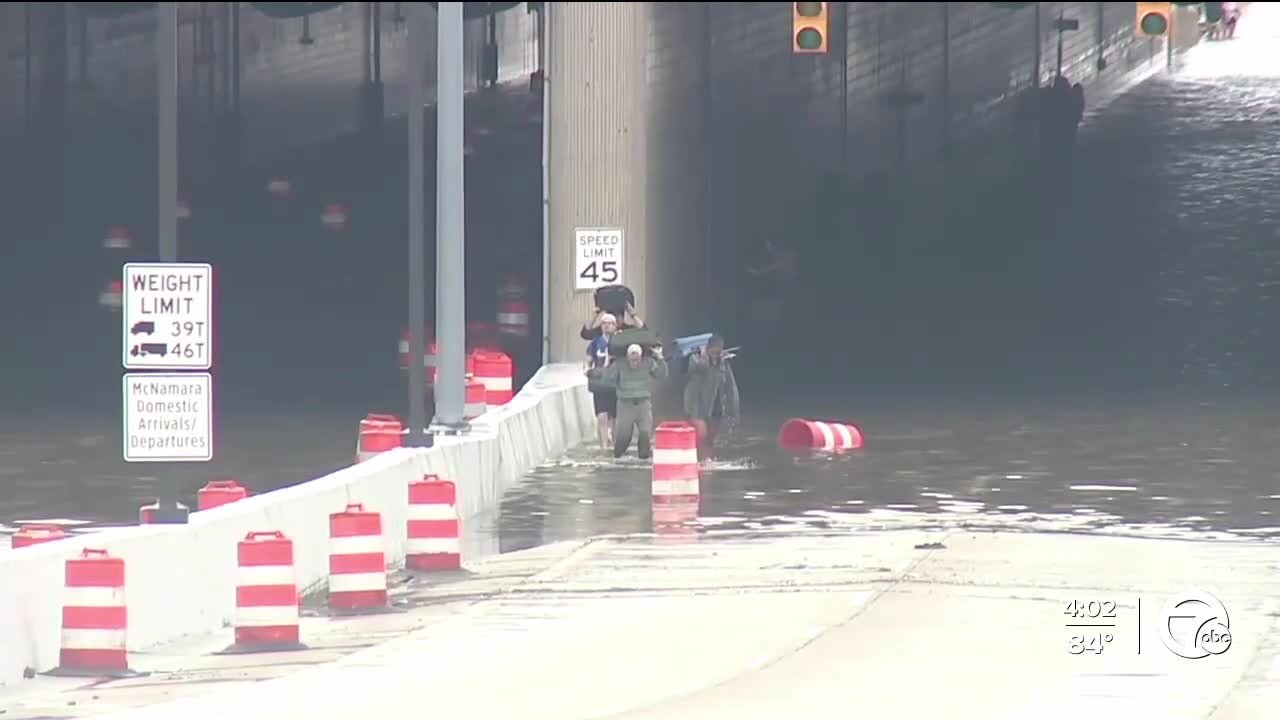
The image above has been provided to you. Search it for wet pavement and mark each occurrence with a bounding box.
[11,529,1278,719]
[0,540,591,718]
[499,13,1280,548]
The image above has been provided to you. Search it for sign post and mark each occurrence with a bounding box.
[122,262,215,524]
[406,0,429,445]
[574,227,625,291]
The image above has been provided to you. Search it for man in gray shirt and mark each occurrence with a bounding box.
[587,343,668,459]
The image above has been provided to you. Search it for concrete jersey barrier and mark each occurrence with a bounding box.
[0,364,595,687]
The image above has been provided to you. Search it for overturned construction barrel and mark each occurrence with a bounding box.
[777,418,863,452]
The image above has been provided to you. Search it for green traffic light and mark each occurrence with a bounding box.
[795,2,823,17]
[795,27,823,50]
[1204,2,1223,22]
[1139,11,1168,35]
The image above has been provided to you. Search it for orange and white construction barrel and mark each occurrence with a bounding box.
[355,413,405,464]
[777,418,863,451]
[471,350,514,407]
[12,523,69,549]
[497,299,530,338]
[406,476,461,571]
[55,549,132,676]
[198,479,249,511]
[99,280,123,309]
[232,531,304,651]
[267,177,292,198]
[652,421,700,502]
[328,503,387,612]
[399,328,447,387]
[321,203,348,232]
[103,226,132,250]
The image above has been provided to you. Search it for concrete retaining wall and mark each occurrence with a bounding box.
[0,363,594,687]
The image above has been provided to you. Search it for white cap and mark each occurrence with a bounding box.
[599,313,617,325]
[626,344,642,356]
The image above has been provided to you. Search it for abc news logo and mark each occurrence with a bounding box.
[1158,590,1233,659]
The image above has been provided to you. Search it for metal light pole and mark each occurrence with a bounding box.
[432,1,467,429]
[153,1,185,523]
[540,3,552,365]
[159,3,178,264]
[406,2,428,445]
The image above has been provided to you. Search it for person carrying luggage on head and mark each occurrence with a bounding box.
[586,342,667,459]
[683,334,740,460]
[581,285,645,341]
[584,312,618,452]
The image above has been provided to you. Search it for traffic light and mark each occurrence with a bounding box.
[1136,2,1171,38]
[792,2,828,54]
[1203,2,1224,23]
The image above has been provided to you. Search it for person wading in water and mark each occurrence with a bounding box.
[683,334,740,460]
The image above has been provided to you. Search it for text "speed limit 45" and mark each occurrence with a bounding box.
[574,227,624,291]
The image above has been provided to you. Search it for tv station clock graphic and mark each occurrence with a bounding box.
[121,263,214,370]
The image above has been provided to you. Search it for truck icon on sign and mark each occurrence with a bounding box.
[130,321,155,336]
[130,343,169,358]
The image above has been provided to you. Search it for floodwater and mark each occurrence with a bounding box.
[0,408,358,532]
[495,397,1280,553]
[496,11,1280,551]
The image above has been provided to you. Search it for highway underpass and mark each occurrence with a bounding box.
[4,2,1280,713]
[1,1,1221,529]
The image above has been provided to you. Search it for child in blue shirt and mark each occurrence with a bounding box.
[585,313,618,450]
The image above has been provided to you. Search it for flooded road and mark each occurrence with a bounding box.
[497,396,1280,553]
[0,409,358,532]
[498,16,1280,550]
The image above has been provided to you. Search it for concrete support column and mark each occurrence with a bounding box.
[545,2,650,363]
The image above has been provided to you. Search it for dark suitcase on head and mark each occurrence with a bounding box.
[594,285,635,318]
[608,326,661,358]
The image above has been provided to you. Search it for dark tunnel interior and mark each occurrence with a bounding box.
[1,87,546,417]
[0,85,1163,418]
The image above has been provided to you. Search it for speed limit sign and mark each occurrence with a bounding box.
[574,227,624,291]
